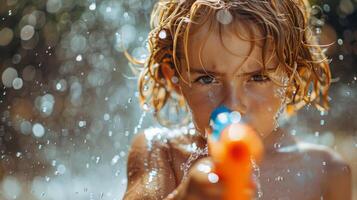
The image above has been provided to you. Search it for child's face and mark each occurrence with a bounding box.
[177,19,287,139]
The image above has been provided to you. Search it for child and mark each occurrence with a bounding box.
[123,0,352,199]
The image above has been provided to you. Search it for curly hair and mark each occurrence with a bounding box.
[124,0,331,125]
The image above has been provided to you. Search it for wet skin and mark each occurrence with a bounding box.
[123,128,351,200]
[123,18,351,200]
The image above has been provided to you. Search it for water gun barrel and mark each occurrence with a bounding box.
[208,106,264,200]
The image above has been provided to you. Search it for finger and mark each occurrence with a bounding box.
[188,173,223,198]
[187,158,224,197]
[189,158,215,184]
[188,188,222,200]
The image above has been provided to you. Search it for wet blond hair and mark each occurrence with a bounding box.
[125,0,331,125]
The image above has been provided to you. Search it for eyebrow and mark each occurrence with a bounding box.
[190,66,277,77]
[190,68,224,76]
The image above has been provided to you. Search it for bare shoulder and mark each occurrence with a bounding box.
[123,126,178,200]
[296,142,350,169]
[124,126,203,200]
[126,126,183,180]
[296,142,352,199]
[130,126,201,153]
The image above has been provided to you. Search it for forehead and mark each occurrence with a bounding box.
[181,15,278,73]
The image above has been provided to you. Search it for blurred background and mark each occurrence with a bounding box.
[0,0,356,199]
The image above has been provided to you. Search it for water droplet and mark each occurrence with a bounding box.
[46,0,62,13]
[119,151,126,157]
[95,156,100,164]
[142,103,149,111]
[2,176,21,199]
[103,113,110,121]
[337,38,343,45]
[339,54,344,60]
[274,143,281,149]
[197,163,211,173]
[20,120,32,135]
[20,25,35,41]
[76,54,82,62]
[12,77,23,90]
[217,113,229,124]
[111,155,120,165]
[323,4,330,12]
[127,97,132,103]
[2,67,18,88]
[320,120,325,126]
[0,27,14,46]
[22,65,36,81]
[315,28,322,34]
[57,164,66,175]
[158,30,167,39]
[16,152,22,157]
[229,111,241,123]
[55,79,67,91]
[171,76,179,84]
[12,54,21,64]
[36,94,55,117]
[208,172,219,183]
[32,123,45,138]
[189,129,196,136]
[216,9,233,25]
[315,131,320,137]
[115,170,120,176]
[89,3,96,10]
[125,131,130,136]
[79,120,86,128]
[275,176,284,181]
[320,111,326,116]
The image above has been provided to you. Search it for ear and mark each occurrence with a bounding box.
[161,62,182,95]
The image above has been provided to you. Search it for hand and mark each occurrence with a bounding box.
[166,157,224,200]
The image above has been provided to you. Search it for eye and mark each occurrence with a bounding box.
[194,75,219,85]
[249,74,270,83]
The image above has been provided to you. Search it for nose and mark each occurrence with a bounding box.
[221,80,247,114]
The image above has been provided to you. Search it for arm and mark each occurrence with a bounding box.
[123,133,177,200]
[324,152,352,200]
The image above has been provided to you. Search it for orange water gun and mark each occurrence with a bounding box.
[208,106,264,200]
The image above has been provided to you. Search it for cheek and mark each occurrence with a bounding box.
[245,83,284,111]
[181,86,224,131]
[244,84,285,134]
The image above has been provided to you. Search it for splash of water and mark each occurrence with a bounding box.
[252,158,263,199]
[180,144,209,180]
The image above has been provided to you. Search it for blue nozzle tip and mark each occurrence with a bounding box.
[210,105,232,140]
[210,105,232,121]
